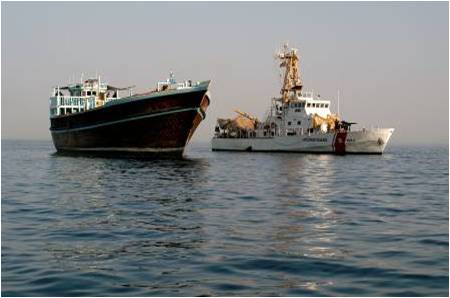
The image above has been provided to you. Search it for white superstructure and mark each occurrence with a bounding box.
[211,44,394,154]
[49,76,133,117]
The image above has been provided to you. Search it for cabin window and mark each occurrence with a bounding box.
[288,121,291,126]
[321,104,324,108]
[325,104,329,108]
[307,103,311,107]
[312,103,316,107]
[297,121,301,125]
[93,91,97,96]
[60,108,65,115]
[87,91,91,96]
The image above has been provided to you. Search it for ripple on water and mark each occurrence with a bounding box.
[1,141,448,296]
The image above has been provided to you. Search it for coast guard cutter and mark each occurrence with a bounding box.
[212,44,394,154]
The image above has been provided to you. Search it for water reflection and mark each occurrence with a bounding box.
[262,154,340,292]
[45,154,210,276]
[3,141,449,296]
[269,154,339,256]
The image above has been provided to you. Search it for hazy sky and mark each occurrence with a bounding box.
[2,2,448,145]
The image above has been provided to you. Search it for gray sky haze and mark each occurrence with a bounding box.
[2,2,448,145]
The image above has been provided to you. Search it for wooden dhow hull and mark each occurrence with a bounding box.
[50,83,210,158]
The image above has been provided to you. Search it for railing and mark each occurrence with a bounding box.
[49,96,96,107]
[49,96,96,116]
[49,94,126,117]
[299,91,313,98]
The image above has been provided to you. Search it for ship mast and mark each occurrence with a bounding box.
[277,43,303,104]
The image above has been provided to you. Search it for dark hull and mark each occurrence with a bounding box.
[50,86,210,157]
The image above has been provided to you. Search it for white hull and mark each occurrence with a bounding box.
[212,128,394,154]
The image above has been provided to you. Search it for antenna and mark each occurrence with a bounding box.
[337,89,340,116]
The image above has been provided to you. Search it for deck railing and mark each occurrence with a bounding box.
[49,94,124,117]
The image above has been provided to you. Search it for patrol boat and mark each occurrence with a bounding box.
[49,72,210,157]
[212,44,393,154]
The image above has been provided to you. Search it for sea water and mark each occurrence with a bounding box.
[1,140,448,296]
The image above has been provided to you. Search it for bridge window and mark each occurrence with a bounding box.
[288,121,291,126]
[297,121,301,125]
[307,103,311,107]
[325,104,329,108]
[312,103,316,107]
[87,91,91,96]
[321,104,324,108]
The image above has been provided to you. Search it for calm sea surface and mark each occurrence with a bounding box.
[1,140,448,296]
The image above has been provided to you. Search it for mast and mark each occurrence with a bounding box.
[277,43,303,104]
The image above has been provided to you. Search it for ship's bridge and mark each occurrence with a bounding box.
[274,91,333,134]
[285,91,332,117]
[49,77,133,117]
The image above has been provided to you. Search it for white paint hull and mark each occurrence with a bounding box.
[211,128,394,154]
